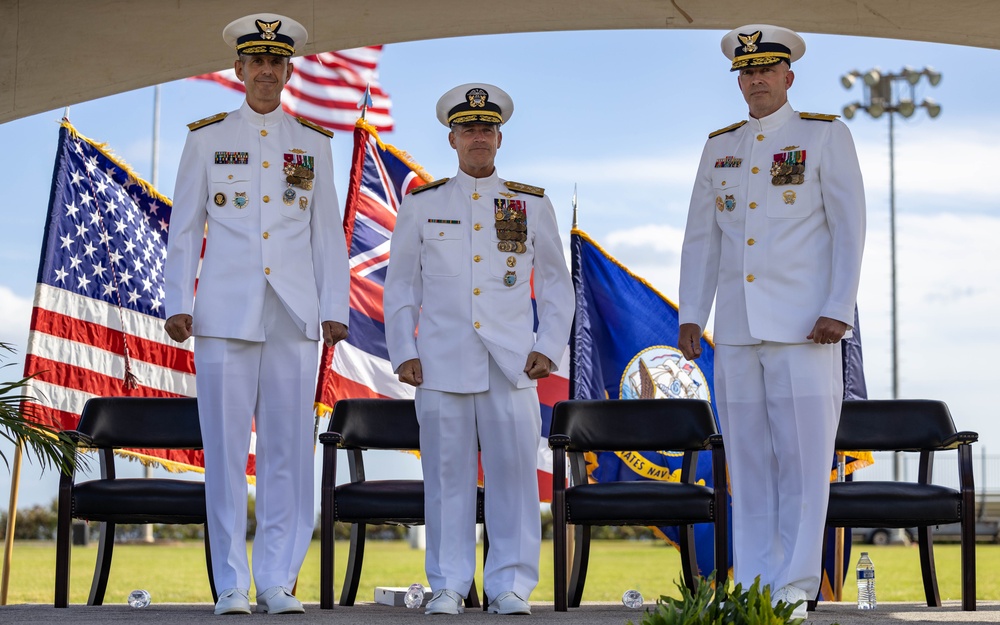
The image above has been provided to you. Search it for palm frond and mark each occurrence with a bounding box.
[0,343,80,475]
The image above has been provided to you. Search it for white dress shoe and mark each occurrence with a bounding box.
[256,586,304,614]
[488,591,531,615]
[425,589,464,615]
[772,585,808,620]
[214,588,251,615]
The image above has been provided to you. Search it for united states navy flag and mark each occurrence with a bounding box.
[570,228,730,578]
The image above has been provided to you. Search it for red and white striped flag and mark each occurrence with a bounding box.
[193,47,393,133]
[23,121,254,476]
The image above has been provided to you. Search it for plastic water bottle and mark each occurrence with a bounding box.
[404,583,425,609]
[622,589,644,608]
[856,551,876,609]
[127,589,151,608]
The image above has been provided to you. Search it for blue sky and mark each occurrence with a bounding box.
[2,29,1000,511]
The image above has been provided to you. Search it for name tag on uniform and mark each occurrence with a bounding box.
[427,218,460,224]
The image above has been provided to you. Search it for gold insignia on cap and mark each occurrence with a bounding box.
[467,88,488,109]
[257,19,281,40]
[739,31,761,53]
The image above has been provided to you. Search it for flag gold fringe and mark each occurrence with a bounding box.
[60,120,173,207]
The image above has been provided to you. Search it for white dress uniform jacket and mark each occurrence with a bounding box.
[164,101,350,337]
[384,169,573,390]
[679,102,866,344]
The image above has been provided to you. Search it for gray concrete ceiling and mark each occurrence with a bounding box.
[2,0,996,125]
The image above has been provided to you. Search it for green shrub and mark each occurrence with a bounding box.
[628,574,827,625]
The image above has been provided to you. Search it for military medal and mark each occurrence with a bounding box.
[233,192,248,209]
[494,198,527,255]
[504,271,517,287]
[214,192,226,206]
[215,151,249,165]
[772,149,806,185]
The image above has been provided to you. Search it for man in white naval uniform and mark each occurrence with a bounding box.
[163,13,349,616]
[383,83,574,616]
[677,25,866,619]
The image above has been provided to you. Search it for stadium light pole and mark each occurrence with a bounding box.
[841,67,941,482]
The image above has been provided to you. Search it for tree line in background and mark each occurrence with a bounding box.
[2,500,656,542]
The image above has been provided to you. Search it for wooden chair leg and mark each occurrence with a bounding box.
[339,523,366,606]
[678,524,698,593]
[203,523,218,602]
[88,522,116,605]
[553,506,568,611]
[568,525,591,608]
[917,526,942,607]
[320,511,336,609]
[54,508,72,607]
[961,518,977,611]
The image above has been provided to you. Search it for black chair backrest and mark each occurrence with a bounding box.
[551,399,718,451]
[837,399,957,452]
[76,397,202,449]
[329,398,419,450]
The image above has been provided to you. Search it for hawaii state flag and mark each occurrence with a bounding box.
[314,120,567,500]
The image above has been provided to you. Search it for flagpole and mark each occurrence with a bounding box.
[0,445,23,604]
[142,85,162,544]
[2,105,75,605]
[834,452,846,601]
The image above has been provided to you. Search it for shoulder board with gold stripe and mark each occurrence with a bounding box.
[708,120,747,138]
[800,112,840,122]
[296,116,334,137]
[187,112,227,132]
[410,178,449,194]
[504,181,545,197]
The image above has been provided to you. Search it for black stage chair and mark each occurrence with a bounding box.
[549,398,728,611]
[54,396,216,607]
[319,398,486,609]
[825,399,978,611]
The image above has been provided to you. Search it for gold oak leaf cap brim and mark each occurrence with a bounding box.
[436,83,514,127]
[223,13,307,57]
[721,24,805,72]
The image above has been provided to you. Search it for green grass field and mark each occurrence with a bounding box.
[4,540,996,605]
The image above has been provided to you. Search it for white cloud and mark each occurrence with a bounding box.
[0,285,32,361]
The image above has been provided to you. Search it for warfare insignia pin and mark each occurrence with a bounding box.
[300,196,308,210]
[783,190,797,205]
[283,188,296,205]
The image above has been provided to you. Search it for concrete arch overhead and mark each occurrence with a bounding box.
[1,0,996,125]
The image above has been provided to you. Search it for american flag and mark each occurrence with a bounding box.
[22,121,205,472]
[193,47,393,133]
[315,120,567,501]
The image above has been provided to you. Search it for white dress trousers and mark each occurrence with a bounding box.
[416,356,543,600]
[715,341,842,596]
[194,285,318,592]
